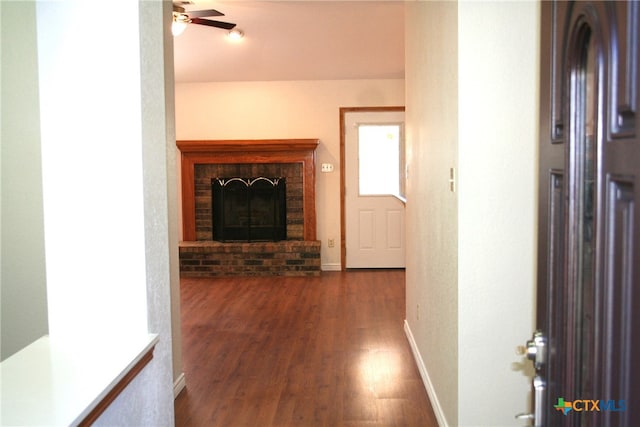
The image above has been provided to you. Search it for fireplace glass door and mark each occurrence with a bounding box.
[212,177,286,242]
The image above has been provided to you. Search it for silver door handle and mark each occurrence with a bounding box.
[515,413,534,421]
[514,375,546,426]
[533,376,546,426]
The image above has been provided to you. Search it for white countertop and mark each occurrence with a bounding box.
[1,334,158,426]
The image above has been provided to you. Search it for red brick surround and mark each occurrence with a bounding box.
[194,163,303,241]
[179,240,321,277]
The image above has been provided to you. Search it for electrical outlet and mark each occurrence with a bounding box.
[328,238,335,248]
[321,163,334,172]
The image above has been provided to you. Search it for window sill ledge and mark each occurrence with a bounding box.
[1,334,158,426]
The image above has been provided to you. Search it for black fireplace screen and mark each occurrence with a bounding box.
[212,177,286,242]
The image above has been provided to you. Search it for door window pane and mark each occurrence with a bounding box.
[358,124,404,196]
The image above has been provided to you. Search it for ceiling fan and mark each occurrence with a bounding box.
[172,2,236,36]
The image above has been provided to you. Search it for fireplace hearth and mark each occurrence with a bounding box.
[212,177,286,242]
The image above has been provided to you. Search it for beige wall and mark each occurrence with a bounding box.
[457,2,538,424]
[405,1,538,426]
[404,1,459,424]
[175,79,405,269]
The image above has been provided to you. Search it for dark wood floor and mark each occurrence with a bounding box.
[174,270,438,427]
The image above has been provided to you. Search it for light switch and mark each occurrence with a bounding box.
[449,167,456,192]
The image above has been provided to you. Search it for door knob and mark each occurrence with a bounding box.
[520,330,547,370]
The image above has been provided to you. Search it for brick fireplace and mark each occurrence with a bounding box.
[177,139,321,276]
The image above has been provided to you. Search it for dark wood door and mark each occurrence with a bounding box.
[533,1,640,426]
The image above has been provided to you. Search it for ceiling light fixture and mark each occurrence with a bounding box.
[172,13,190,36]
[227,28,244,41]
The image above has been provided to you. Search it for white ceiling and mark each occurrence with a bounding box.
[172,1,405,83]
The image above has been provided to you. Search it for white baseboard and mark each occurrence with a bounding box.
[321,263,342,271]
[173,372,186,398]
[404,320,449,427]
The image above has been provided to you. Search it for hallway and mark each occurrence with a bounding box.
[174,270,437,426]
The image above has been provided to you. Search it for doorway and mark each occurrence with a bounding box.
[340,107,406,269]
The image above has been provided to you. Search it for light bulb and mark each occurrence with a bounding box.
[227,29,244,41]
[172,14,190,36]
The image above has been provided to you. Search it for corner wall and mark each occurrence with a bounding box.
[2,1,178,421]
[6,1,176,424]
[457,2,538,425]
[94,2,177,422]
[404,2,459,425]
[404,2,538,425]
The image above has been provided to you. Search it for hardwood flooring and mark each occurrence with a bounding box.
[174,270,438,427]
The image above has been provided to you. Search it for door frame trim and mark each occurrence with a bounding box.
[339,106,405,270]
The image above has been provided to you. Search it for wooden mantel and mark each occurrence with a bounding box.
[177,139,319,241]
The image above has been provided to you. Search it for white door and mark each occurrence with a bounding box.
[345,110,405,268]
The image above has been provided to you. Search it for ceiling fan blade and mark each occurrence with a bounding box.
[191,18,236,30]
[187,9,224,18]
